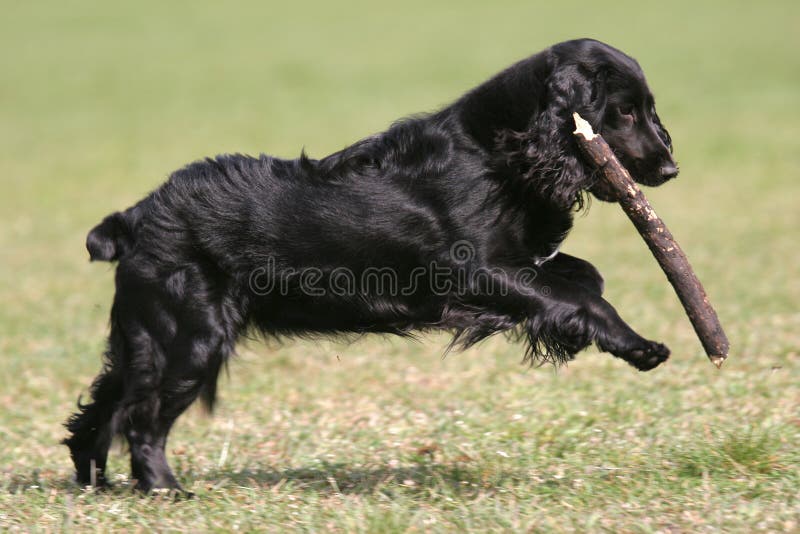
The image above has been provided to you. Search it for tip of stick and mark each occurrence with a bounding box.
[572,113,597,139]
[709,355,726,369]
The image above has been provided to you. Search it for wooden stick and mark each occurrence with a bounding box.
[572,113,729,368]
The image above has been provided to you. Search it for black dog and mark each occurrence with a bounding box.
[65,38,677,492]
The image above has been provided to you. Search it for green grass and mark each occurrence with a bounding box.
[1,0,799,531]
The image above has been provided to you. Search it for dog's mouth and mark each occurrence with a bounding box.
[589,166,679,202]
[634,172,678,188]
[631,158,680,187]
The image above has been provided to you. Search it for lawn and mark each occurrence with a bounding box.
[1,1,798,531]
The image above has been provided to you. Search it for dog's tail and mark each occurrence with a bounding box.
[86,206,141,262]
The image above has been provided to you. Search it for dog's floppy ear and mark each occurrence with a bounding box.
[540,63,608,130]
[589,68,608,121]
[499,61,606,209]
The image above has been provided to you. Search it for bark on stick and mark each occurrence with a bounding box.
[572,112,728,368]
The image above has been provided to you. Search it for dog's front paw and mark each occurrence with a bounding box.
[599,336,670,371]
[622,340,670,371]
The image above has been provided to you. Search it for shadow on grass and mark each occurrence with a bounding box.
[2,461,525,498]
[8,428,787,497]
[195,461,521,496]
[2,471,82,495]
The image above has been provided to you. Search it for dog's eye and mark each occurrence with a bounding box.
[618,104,634,117]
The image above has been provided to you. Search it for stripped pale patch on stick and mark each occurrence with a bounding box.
[572,113,597,140]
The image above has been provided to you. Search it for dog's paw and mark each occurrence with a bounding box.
[599,336,670,371]
[622,340,670,371]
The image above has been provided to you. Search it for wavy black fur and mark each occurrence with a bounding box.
[64,39,678,492]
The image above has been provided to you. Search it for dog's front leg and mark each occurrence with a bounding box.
[471,264,669,370]
[539,252,604,296]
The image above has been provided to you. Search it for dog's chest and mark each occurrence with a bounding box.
[521,205,573,265]
[489,213,571,267]
[534,237,564,266]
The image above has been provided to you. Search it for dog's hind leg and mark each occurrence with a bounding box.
[119,269,237,494]
[63,366,121,488]
[63,308,129,488]
[66,260,239,493]
[124,333,228,493]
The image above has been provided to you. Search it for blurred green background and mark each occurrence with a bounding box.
[1,1,798,531]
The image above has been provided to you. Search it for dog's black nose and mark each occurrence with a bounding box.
[659,164,679,179]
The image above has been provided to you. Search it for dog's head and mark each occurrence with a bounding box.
[546,39,677,201]
[493,39,677,208]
